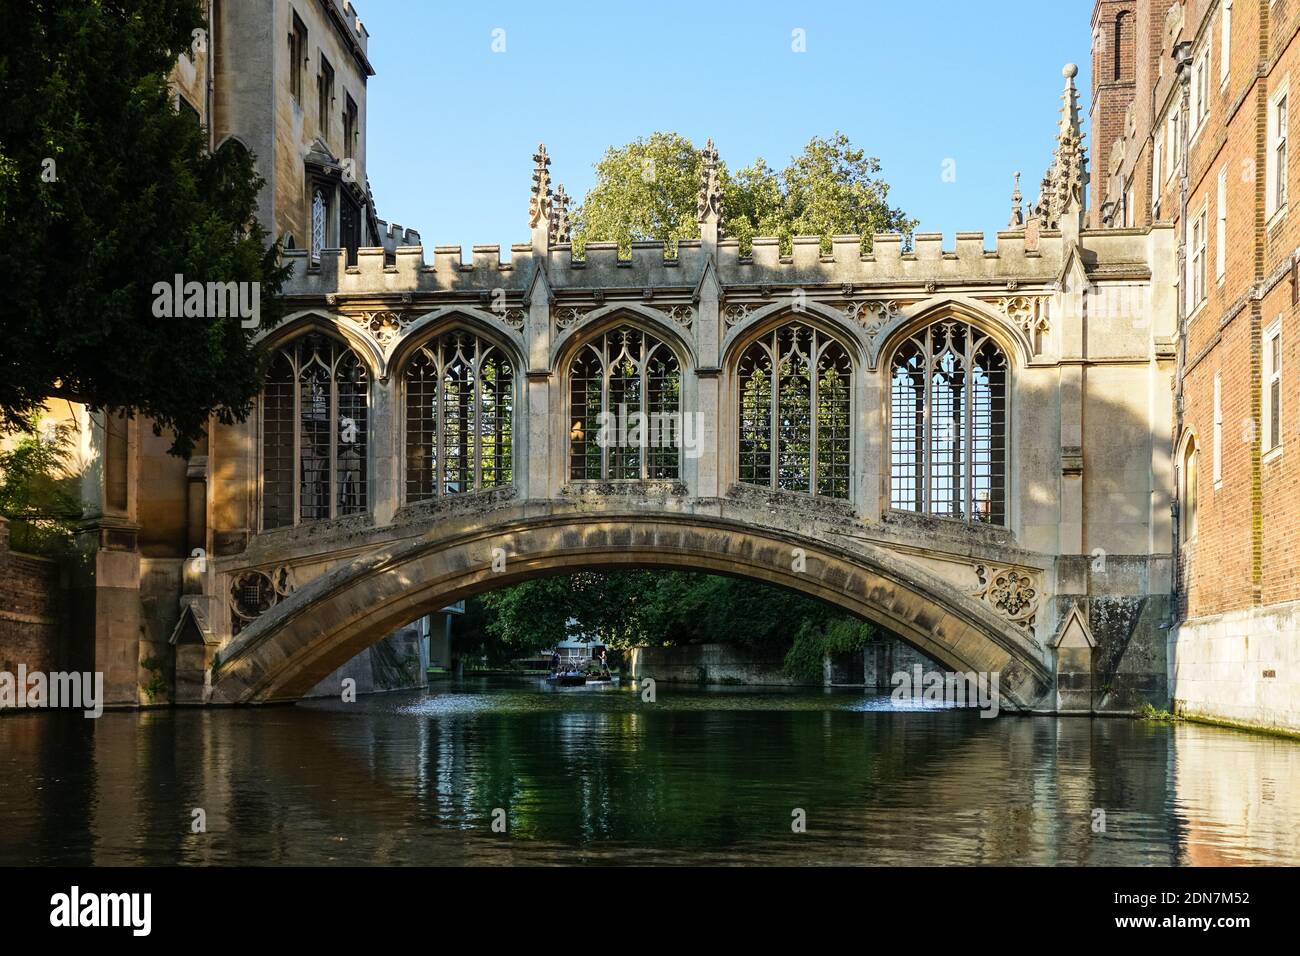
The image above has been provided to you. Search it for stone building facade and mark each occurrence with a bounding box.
[1093,0,1300,732]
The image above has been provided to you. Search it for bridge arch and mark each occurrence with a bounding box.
[209,506,1054,709]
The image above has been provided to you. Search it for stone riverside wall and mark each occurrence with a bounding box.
[0,518,65,681]
[628,639,938,688]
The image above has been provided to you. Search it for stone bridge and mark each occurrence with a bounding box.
[175,104,1176,713]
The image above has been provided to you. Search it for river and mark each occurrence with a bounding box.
[1,676,1297,865]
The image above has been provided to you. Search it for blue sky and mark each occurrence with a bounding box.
[359,0,1092,252]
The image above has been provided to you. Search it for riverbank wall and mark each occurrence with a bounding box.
[627,639,937,688]
[1170,603,1300,735]
[0,518,65,681]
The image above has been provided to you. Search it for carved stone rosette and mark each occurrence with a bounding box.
[494,307,526,330]
[230,566,294,635]
[840,299,901,334]
[970,564,1040,630]
[356,309,406,347]
[723,303,754,327]
[665,305,694,327]
[554,306,587,330]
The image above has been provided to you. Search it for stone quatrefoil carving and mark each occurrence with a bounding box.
[970,564,1040,630]
[230,566,295,634]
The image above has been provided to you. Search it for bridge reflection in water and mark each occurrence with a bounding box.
[1,677,1297,866]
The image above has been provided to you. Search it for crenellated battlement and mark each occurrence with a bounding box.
[375,219,422,254]
[283,226,1161,300]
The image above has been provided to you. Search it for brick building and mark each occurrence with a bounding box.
[1094,0,1300,729]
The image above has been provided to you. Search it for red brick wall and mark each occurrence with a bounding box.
[0,519,63,676]
[1164,0,1300,620]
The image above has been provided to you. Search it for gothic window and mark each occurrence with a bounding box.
[1181,437,1199,543]
[737,322,852,498]
[404,330,514,501]
[261,333,370,529]
[568,327,681,481]
[311,187,328,262]
[889,320,1007,524]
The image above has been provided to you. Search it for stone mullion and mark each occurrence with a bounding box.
[768,333,780,489]
[807,343,817,495]
[923,328,933,513]
[964,332,974,522]
[328,360,339,522]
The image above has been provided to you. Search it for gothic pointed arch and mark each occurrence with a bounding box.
[870,294,1032,370]
[1178,429,1199,544]
[392,305,526,373]
[262,310,385,379]
[720,298,867,372]
[551,303,697,373]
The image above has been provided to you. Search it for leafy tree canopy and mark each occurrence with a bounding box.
[464,570,876,677]
[0,411,84,554]
[573,131,916,256]
[0,0,289,456]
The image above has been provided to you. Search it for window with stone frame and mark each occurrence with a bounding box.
[343,94,358,159]
[1268,82,1290,220]
[261,332,370,529]
[568,326,682,482]
[1189,207,1207,310]
[311,185,329,262]
[1264,320,1283,454]
[404,329,514,502]
[317,54,334,136]
[889,319,1008,525]
[288,12,308,104]
[736,321,852,499]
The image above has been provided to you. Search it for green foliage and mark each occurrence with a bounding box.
[0,0,290,456]
[782,617,875,683]
[572,132,702,258]
[463,569,870,667]
[0,412,83,554]
[574,131,916,257]
[1141,703,1179,722]
[140,656,167,702]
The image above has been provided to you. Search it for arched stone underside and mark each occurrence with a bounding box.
[210,502,1054,709]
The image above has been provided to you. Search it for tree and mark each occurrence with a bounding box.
[0,0,289,456]
[0,412,84,554]
[463,569,875,676]
[572,132,703,257]
[573,131,916,256]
